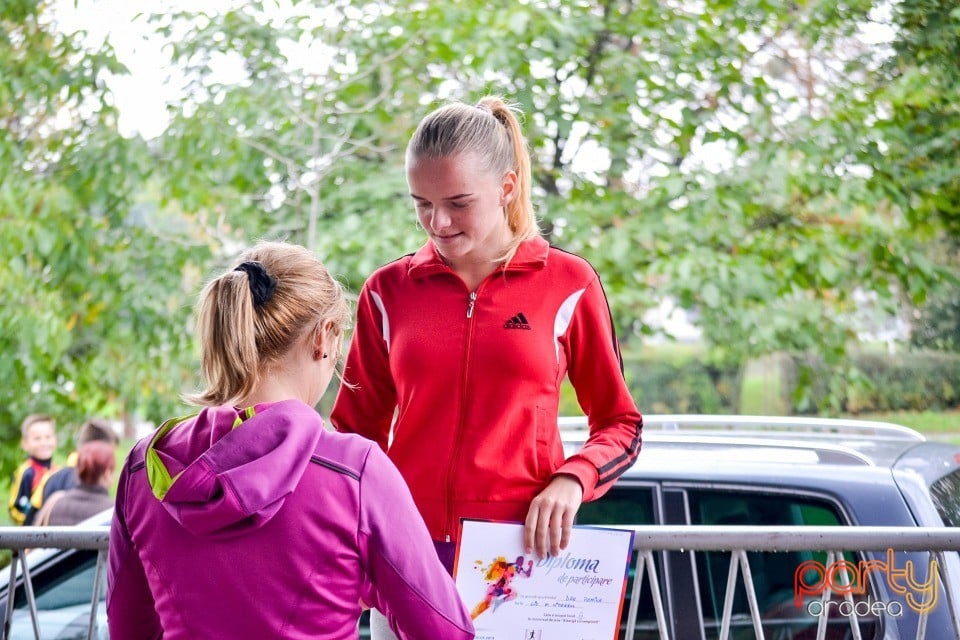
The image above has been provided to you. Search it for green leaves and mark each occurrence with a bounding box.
[0,0,210,472]
[2,0,958,466]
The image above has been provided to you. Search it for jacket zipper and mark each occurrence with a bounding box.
[444,287,481,540]
[466,291,477,318]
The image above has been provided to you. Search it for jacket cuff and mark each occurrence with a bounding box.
[554,458,598,502]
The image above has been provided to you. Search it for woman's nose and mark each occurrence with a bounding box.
[428,207,452,231]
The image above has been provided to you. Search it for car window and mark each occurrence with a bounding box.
[576,486,657,640]
[687,489,880,640]
[577,485,655,527]
[929,468,960,527]
[8,550,107,640]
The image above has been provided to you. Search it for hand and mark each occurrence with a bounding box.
[523,474,583,559]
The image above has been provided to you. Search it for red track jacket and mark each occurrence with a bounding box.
[332,236,643,543]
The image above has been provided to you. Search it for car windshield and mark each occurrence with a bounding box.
[929,468,960,527]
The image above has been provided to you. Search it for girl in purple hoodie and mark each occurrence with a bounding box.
[107,241,474,640]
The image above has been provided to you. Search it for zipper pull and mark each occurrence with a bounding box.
[466,291,477,318]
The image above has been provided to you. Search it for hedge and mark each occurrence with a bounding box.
[558,348,742,415]
[783,349,960,414]
[558,347,960,417]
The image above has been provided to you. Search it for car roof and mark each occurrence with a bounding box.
[561,414,955,471]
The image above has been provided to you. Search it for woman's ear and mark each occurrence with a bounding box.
[311,320,337,360]
[313,337,326,361]
[500,170,518,206]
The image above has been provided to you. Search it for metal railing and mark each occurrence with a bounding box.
[1,526,958,640]
[1,527,109,640]
[621,525,960,640]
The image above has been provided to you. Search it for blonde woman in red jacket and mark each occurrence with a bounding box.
[331,96,643,639]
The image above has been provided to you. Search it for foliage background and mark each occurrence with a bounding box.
[1,0,958,473]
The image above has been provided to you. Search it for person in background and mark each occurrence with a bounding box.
[36,440,116,526]
[107,241,473,640]
[331,96,643,639]
[8,414,59,525]
[42,417,119,502]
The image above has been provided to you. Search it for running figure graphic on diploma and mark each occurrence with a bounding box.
[470,555,534,619]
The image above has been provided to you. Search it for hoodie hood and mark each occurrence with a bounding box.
[145,399,324,537]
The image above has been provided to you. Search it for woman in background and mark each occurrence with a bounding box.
[36,441,116,526]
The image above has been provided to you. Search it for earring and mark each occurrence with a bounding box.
[323,353,328,359]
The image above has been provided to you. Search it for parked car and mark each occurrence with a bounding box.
[1,415,958,639]
[568,414,960,639]
[0,509,110,640]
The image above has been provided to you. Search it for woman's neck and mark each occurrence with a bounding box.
[442,231,514,291]
[451,262,503,292]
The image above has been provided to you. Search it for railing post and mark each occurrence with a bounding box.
[625,550,645,639]
[718,550,764,640]
[625,549,671,639]
[738,550,764,639]
[20,550,41,640]
[833,550,863,640]
[86,551,107,640]
[3,550,20,640]
[934,550,960,639]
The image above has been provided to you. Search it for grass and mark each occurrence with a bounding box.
[738,356,787,415]
[630,341,705,365]
[841,409,960,442]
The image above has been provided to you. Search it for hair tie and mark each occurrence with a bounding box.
[234,261,277,307]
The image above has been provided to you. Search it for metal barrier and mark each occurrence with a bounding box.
[0,525,958,640]
[1,527,109,640]
[623,525,960,640]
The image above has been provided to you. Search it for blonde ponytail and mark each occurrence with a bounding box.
[186,241,351,407]
[476,96,537,249]
[191,273,262,406]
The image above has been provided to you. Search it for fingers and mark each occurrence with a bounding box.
[522,500,550,559]
[525,476,584,559]
[523,498,577,558]
[559,505,575,552]
[523,502,539,556]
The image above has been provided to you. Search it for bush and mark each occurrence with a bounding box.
[782,349,960,414]
[622,350,741,414]
[910,288,960,353]
[558,345,741,415]
[563,346,960,418]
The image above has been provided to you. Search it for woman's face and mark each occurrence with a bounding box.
[407,152,516,270]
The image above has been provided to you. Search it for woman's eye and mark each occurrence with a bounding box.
[451,201,469,209]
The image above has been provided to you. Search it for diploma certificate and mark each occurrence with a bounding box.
[454,519,635,640]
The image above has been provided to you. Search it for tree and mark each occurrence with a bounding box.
[149,2,425,293]
[875,0,960,238]
[152,1,953,375]
[0,0,207,471]
[874,0,960,355]
[5,0,956,460]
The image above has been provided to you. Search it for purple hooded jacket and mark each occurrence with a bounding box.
[107,399,474,640]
